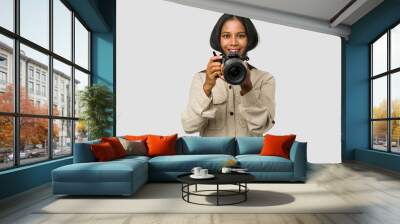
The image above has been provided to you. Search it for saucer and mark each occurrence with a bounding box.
[190,174,215,179]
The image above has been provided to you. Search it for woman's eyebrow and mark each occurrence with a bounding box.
[221,31,246,34]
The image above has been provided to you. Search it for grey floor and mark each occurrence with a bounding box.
[1,162,400,224]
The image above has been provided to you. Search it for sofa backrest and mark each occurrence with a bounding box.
[177,136,236,155]
[235,137,263,155]
[73,139,100,163]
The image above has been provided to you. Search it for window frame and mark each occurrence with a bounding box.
[370,20,400,154]
[0,0,92,171]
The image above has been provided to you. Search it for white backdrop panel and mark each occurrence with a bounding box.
[116,0,341,163]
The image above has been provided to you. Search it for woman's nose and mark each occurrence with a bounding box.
[229,37,239,45]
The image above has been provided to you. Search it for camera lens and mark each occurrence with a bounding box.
[229,67,240,77]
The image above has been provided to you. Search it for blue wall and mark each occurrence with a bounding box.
[343,0,400,171]
[0,158,72,199]
[0,0,116,200]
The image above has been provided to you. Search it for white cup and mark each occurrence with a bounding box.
[191,167,202,176]
[221,167,232,174]
[200,169,208,176]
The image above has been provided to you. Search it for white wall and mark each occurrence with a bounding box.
[117,0,341,163]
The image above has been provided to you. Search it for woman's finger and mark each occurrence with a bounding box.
[209,55,222,63]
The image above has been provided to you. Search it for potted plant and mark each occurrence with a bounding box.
[79,84,113,140]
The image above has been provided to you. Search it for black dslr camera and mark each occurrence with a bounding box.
[215,52,248,85]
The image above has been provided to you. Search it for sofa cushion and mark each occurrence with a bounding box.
[177,136,235,155]
[101,137,127,158]
[236,137,263,155]
[148,154,235,172]
[91,142,118,161]
[147,134,177,157]
[118,138,147,156]
[52,159,147,183]
[115,155,150,163]
[260,134,296,159]
[74,140,100,163]
[236,155,293,172]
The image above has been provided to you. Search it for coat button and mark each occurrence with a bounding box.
[230,112,234,116]
[229,85,232,89]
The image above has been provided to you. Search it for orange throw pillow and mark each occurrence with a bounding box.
[124,135,149,141]
[91,142,117,161]
[260,134,296,159]
[146,134,178,157]
[101,137,127,158]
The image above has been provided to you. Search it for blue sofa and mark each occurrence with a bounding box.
[52,136,307,196]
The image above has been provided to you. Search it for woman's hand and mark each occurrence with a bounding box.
[240,62,253,96]
[204,55,223,97]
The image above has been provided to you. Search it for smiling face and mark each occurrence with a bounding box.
[220,18,248,56]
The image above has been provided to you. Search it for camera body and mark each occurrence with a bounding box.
[221,52,247,85]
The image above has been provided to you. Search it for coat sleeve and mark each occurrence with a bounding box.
[238,74,276,136]
[181,74,217,134]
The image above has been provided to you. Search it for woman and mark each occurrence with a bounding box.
[181,14,275,137]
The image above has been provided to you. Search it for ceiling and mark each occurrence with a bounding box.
[165,0,384,39]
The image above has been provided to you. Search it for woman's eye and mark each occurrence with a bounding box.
[238,34,246,38]
[222,34,230,39]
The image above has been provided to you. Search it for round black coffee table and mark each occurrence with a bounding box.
[177,173,255,206]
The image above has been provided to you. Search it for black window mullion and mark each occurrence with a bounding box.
[71,10,76,154]
[387,30,391,152]
[48,0,54,160]
[13,0,20,167]
[370,45,373,149]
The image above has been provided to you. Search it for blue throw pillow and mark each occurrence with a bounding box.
[236,137,263,155]
[178,136,235,155]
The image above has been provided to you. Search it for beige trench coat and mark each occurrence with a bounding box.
[181,68,275,137]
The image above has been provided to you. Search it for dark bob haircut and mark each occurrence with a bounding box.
[210,14,259,55]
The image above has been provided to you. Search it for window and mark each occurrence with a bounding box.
[0,55,7,67]
[53,119,72,158]
[20,0,49,49]
[371,23,400,154]
[42,85,46,97]
[0,34,13,113]
[29,67,34,80]
[35,84,40,95]
[53,59,71,117]
[35,70,41,81]
[0,0,13,32]
[0,0,91,170]
[75,18,89,69]
[74,69,89,118]
[0,71,6,85]
[28,81,34,94]
[53,0,72,60]
[0,116,13,170]
[0,54,7,89]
